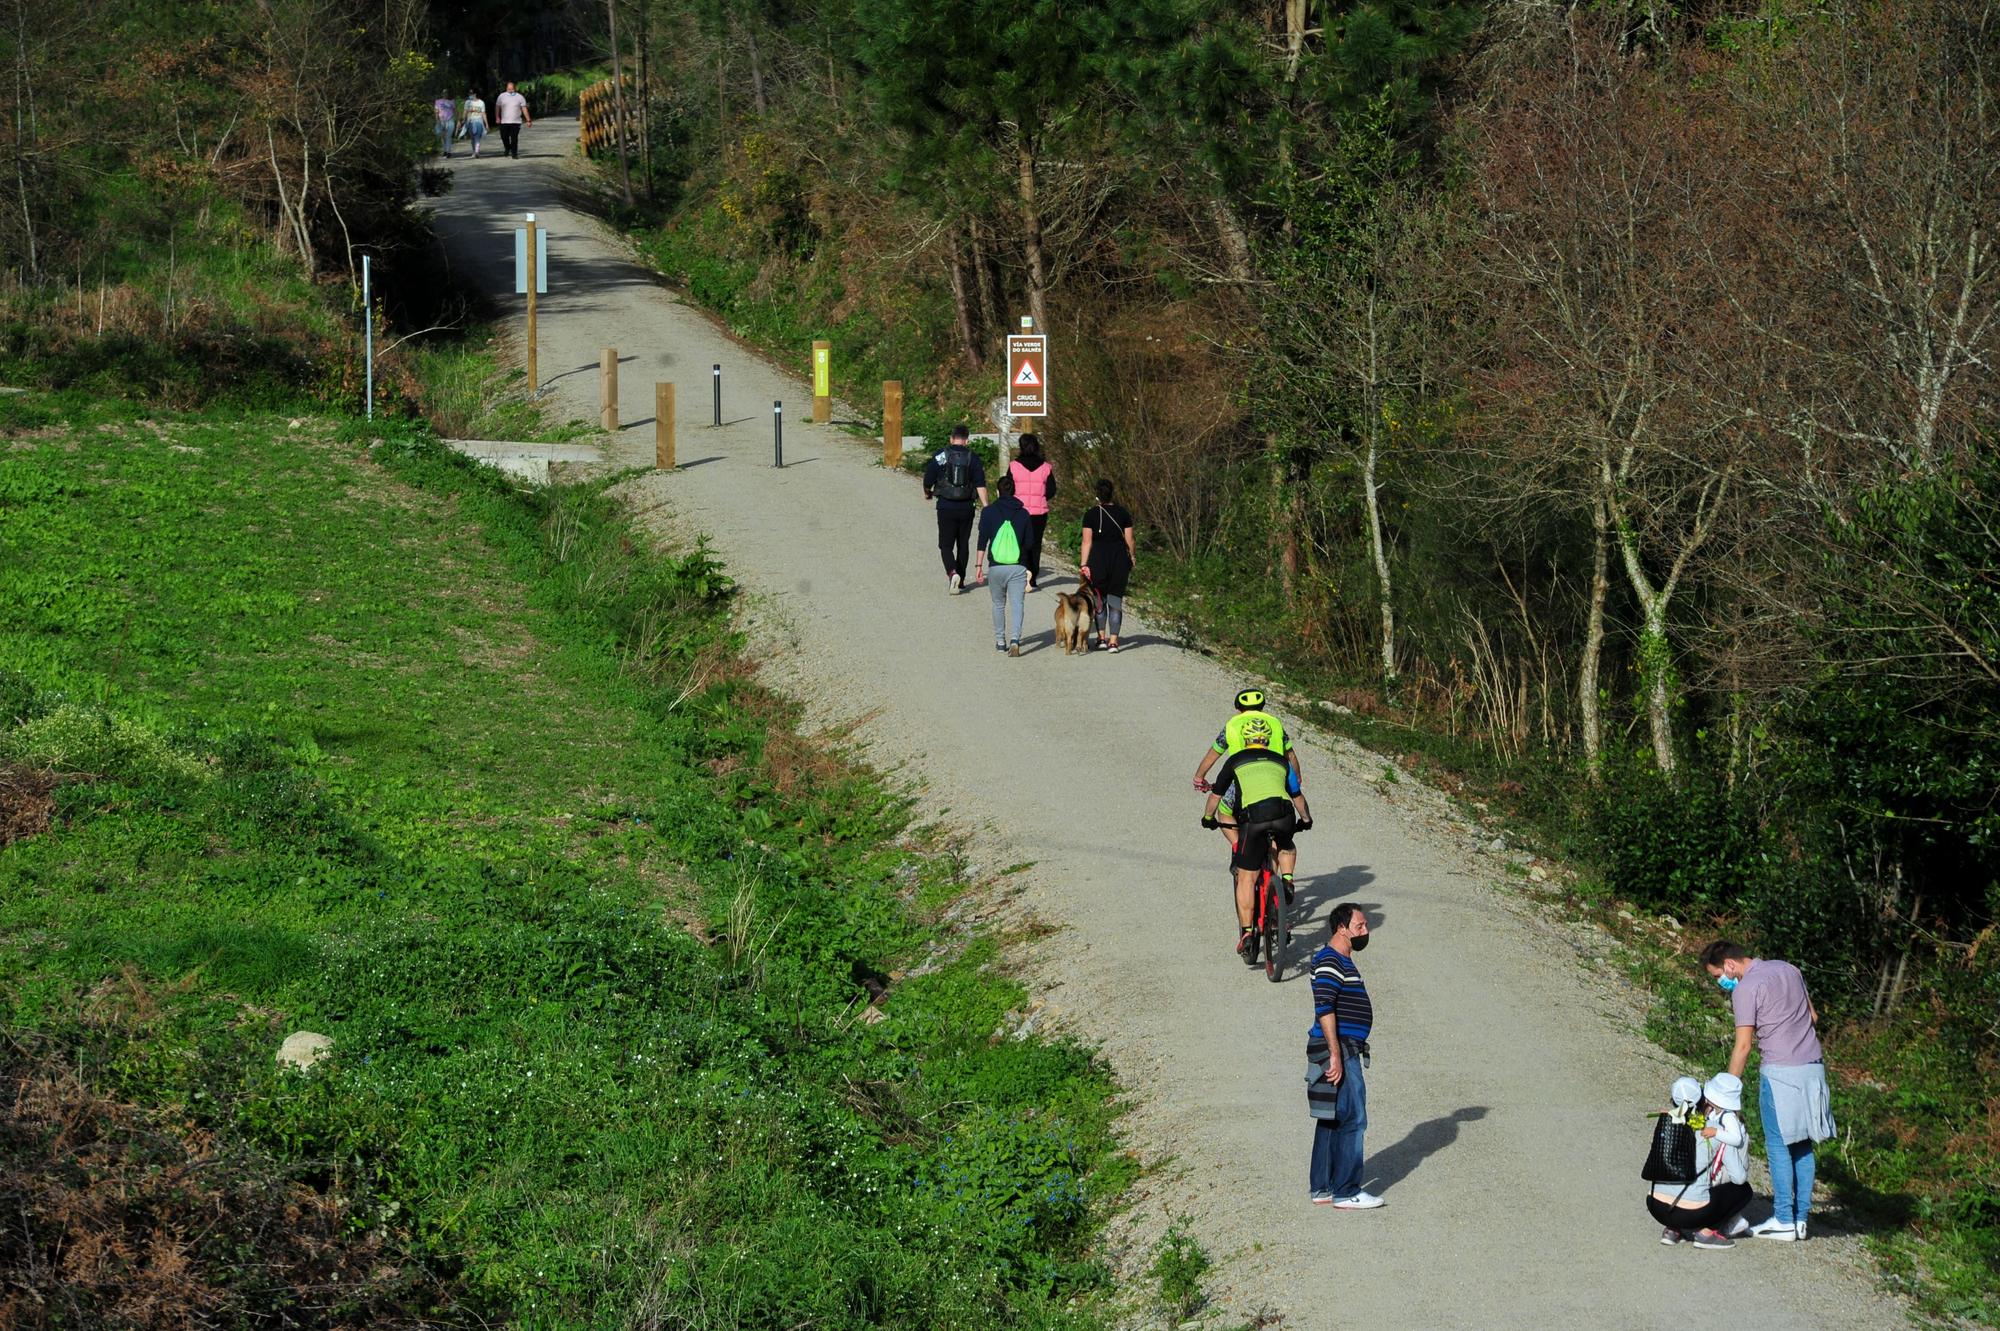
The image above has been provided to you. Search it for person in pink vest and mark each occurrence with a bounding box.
[1007,433,1055,592]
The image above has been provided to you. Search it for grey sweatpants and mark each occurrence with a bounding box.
[988,563,1027,645]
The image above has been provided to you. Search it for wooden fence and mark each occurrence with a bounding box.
[578,77,635,156]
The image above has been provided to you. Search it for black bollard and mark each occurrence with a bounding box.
[712,364,721,426]
[773,400,784,467]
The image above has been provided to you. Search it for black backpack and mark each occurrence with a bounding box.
[934,444,974,502]
[1640,1112,1699,1183]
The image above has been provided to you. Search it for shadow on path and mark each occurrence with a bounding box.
[1370,1107,1490,1195]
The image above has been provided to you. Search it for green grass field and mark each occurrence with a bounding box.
[0,394,1131,1328]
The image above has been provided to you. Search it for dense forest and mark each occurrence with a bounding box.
[2,0,1996,1317]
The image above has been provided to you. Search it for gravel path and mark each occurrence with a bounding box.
[428,118,1904,1329]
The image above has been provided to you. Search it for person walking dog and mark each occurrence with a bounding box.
[923,425,988,594]
[974,474,1033,655]
[1702,940,1836,1240]
[1078,480,1134,651]
[1308,904,1382,1209]
[495,81,531,159]
[1007,433,1054,592]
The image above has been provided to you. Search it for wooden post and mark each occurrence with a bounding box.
[812,339,831,424]
[883,380,903,469]
[601,347,618,432]
[656,382,675,469]
[524,217,539,394]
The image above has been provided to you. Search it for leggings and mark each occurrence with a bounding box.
[1095,593,1123,640]
[1647,1182,1751,1233]
[1026,513,1048,585]
[936,509,973,579]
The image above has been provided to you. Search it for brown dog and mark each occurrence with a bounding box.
[1054,585,1100,655]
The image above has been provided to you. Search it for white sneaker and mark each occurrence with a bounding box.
[1330,1191,1385,1210]
[1753,1219,1798,1242]
[1748,1216,1791,1237]
[1726,1216,1752,1237]
[947,573,960,595]
[1795,1220,1809,1242]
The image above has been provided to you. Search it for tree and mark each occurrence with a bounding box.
[1256,102,1463,686]
[852,0,1132,333]
[1468,29,1749,776]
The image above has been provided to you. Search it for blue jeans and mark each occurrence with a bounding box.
[435,119,454,155]
[1760,1074,1817,1223]
[1309,1051,1367,1197]
[988,563,1027,645]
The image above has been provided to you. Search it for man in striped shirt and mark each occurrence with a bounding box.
[1308,903,1382,1208]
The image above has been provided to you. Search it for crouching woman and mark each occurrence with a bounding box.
[1650,1074,1753,1249]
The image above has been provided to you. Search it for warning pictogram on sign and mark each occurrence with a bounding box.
[1007,335,1047,417]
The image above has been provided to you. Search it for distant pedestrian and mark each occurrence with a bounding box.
[495,82,531,159]
[1078,480,1135,652]
[923,425,988,595]
[974,474,1034,656]
[461,90,488,157]
[1702,941,1836,1241]
[432,91,456,157]
[1308,904,1382,1209]
[1007,433,1055,592]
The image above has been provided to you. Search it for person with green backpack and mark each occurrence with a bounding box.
[974,474,1034,656]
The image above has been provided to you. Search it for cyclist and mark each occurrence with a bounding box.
[1200,718,1313,965]
[1194,688,1304,790]
[1195,688,1305,878]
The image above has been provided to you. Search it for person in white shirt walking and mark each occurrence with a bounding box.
[494,83,531,159]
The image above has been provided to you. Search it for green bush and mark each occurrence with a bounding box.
[1588,755,1770,915]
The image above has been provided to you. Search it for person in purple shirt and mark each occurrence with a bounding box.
[1701,940,1837,1241]
[432,92,456,158]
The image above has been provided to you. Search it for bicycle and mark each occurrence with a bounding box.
[1216,817,1306,983]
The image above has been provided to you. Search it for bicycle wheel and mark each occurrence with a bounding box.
[1262,864,1284,982]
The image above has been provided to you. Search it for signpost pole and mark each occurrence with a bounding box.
[812,339,831,424]
[524,214,539,395]
[883,380,903,469]
[362,253,373,419]
[600,347,619,432]
[773,400,783,467]
[656,382,675,469]
[712,364,721,425]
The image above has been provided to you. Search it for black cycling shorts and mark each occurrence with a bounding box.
[1232,807,1297,872]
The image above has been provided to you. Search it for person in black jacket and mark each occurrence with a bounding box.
[923,425,989,594]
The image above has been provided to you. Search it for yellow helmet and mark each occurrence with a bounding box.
[1240,717,1274,747]
[1234,688,1265,710]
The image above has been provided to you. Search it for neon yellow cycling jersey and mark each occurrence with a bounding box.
[1212,710,1287,757]
[1212,746,1292,816]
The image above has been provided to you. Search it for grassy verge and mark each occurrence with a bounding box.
[0,389,1133,1327]
[400,320,600,443]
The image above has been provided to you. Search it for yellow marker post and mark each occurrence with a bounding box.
[883,380,903,469]
[656,382,675,469]
[812,339,831,424]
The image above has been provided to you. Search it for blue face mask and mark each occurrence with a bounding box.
[1716,975,1738,993]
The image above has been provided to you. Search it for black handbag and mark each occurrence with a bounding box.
[1641,1112,1699,1183]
